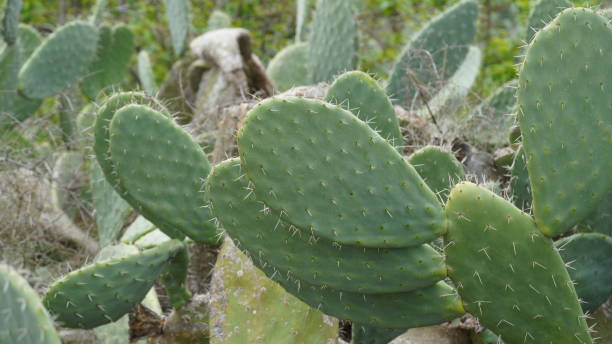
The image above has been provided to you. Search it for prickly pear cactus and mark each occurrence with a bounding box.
[576,191,611,236]
[81,24,134,100]
[19,20,99,99]
[445,182,592,344]
[509,147,531,211]
[238,97,445,248]
[137,51,157,96]
[207,158,446,294]
[0,264,61,344]
[2,0,22,45]
[43,240,185,329]
[387,0,478,108]
[308,0,357,83]
[555,233,612,313]
[352,323,406,344]
[163,0,189,56]
[107,104,218,243]
[525,0,572,43]
[517,8,612,237]
[469,80,518,147]
[408,146,465,203]
[209,239,339,344]
[266,43,309,92]
[325,71,403,147]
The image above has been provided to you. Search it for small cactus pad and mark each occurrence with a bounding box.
[109,104,218,243]
[509,147,532,211]
[18,24,43,59]
[0,44,42,126]
[408,146,465,203]
[2,0,22,45]
[208,159,446,293]
[266,43,310,92]
[517,8,612,237]
[163,0,189,56]
[0,264,61,344]
[387,0,478,107]
[555,233,612,313]
[209,240,339,344]
[90,160,132,247]
[238,97,445,248]
[308,0,357,83]
[137,51,157,96]
[207,10,232,31]
[526,0,572,43]
[325,71,403,147]
[445,183,592,344]
[19,20,98,99]
[81,24,134,100]
[44,240,184,329]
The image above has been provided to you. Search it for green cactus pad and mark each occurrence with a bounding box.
[517,8,612,237]
[44,240,184,329]
[352,324,405,344]
[207,10,231,31]
[137,51,157,96]
[308,0,357,83]
[0,264,61,344]
[509,147,531,211]
[525,0,572,43]
[81,24,134,100]
[91,160,132,247]
[208,158,446,293]
[555,233,612,313]
[133,229,171,249]
[163,0,189,56]
[89,0,108,26]
[2,0,22,45]
[295,0,308,42]
[121,215,156,243]
[93,92,183,238]
[325,71,403,147]
[160,241,191,309]
[408,146,465,203]
[109,104,218,243]
[92,244,139,344]
[266,43,310,92]
[262,264,464,329]
[445,182,592,344]
[19,20,98,99]
[51,151,85,219]
[238,97,445,248]
[17,24,42,60]
[210,240,339,344]
[387,0,478,107]
[0,44,41,126]
[470,80,518,147]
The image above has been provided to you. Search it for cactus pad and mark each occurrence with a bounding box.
[517,8,612,237]
[2,0,22,45]
[137,51,157,96]
[555,233,612,313]
[445,182,592,344]
[526,0,572,43]
[0,264,61,344]
[387,0,478,107]
[308,0,357,83]
[81,24,134,100]
[208,158,446,293]
[163,0,189,56]
[325,71,402,147]
[44,240,184,329]
[19,20,98,99]
[238,97,445,248]
[408,146,465,203]
[266,43,310,92]
[108,104,218,243]
[509,147,532,211]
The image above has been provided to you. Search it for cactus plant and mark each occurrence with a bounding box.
[408,146,465,202]
[19,20,99,99]
[137,50,157,96]
[81,24,134,100]
[308,0,358,83]
[445,182,592,344]
[517,8,612,237]
[267,43,310,92]
[163,0,190,56]
[509,147,531,211]
[2,0,22,45]
[43,239,188,329]
[0,264,61,344]
[525,0,572,43]
[387,0,479,108]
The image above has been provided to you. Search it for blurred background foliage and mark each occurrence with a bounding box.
[19,0,605,99]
